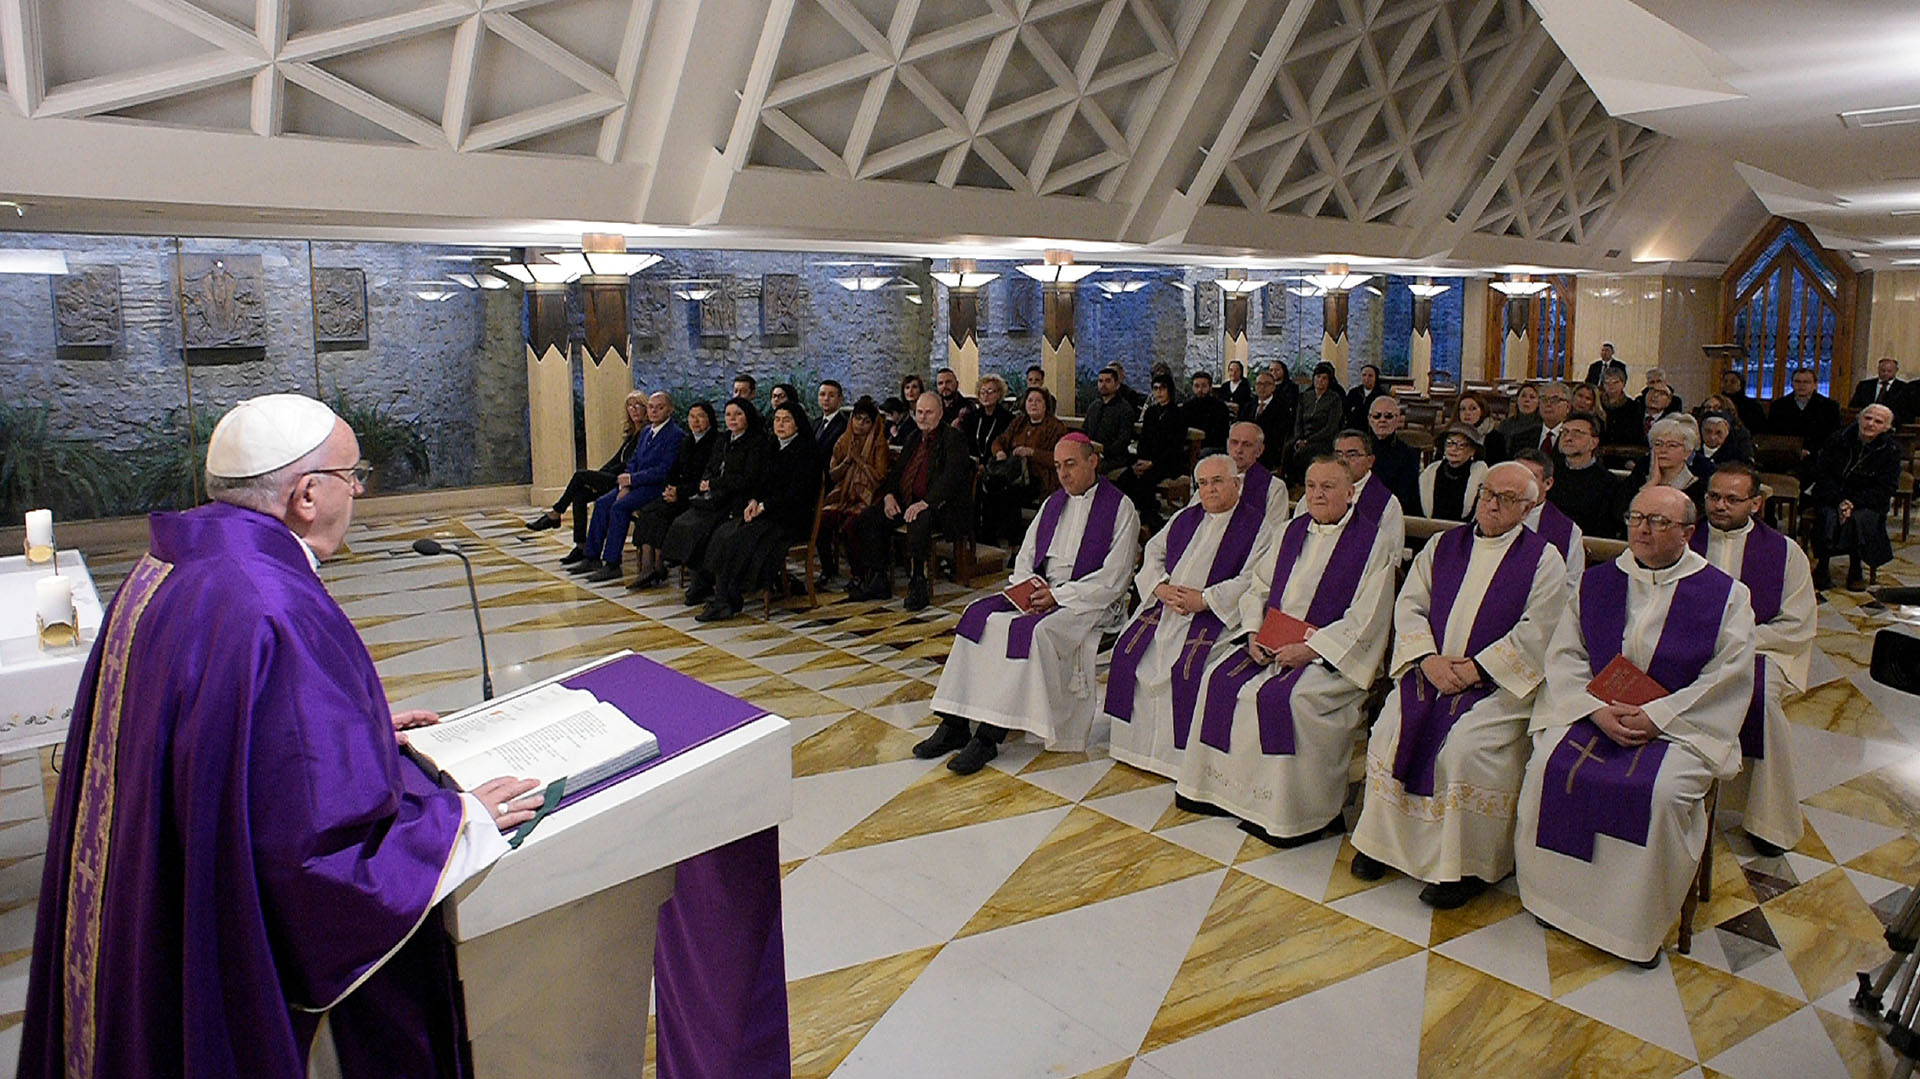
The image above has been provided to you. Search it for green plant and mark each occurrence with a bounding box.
[128,405,218,512]
[330,390,432,490]
[0,393,132,523]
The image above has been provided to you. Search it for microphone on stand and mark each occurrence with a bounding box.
[412,538,494,700]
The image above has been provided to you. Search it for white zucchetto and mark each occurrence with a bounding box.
[205,394,340,479]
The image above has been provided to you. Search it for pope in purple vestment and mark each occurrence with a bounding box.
[20,396,537,1079]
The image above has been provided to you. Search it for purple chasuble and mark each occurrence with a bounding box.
[956,479,1124,659]
[1535,560,1735,861]
[1197,507,1377,754]
[1241,463,1275,512]
[1691,522,1789,759]
[1390,526,1547,796]
[1532,501,1577,558]
[1105,497,1264,747]
[19,502,468,1079]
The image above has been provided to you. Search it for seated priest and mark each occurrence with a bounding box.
[1349,463,1569,908]
[1512,448,1585,583]
[1696,463,1815,855]
[1331,429,1408,555]
[1178,456,1399,846]
[1107,454,1272,780]
[1215,420,1291,523]
[922,433,1141,774]
[1514,486,1756,968]
[21,395,541,1078]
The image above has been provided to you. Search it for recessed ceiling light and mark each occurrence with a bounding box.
[1841,103,1920,130]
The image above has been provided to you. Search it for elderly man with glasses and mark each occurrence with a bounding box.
[1513,485,1755,969]
[1365,397,1423,513]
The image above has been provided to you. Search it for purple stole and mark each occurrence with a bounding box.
[1105,498,1265,746]
[1389,526,1547,796]
[1691,522,1789,759]
[955,479,1125,659]
[1532,501,1576,559]
[1535,560,1735,861]
[1196,506,1378,755]
[1242,463,1275,512]
[1356,473,1390,522]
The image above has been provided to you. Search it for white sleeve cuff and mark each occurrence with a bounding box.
[432,793,516,904]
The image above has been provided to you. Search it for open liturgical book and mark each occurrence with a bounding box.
[404,683,660,794]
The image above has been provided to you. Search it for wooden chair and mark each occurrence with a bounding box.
[895,465,982,587]
[1676,781,1718,955]
[1894,465,1914,543]
[763,494,825,615]
[1583,537,1628,564]
[1759,472,1799,531]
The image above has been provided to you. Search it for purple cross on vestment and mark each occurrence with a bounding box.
[1196,508,1377,754]
[1389,526,1546,797]
[1691,522,1789,759]
[1105,498,1265,748]
[1534,560,1735,860]
[955,480,1125,659]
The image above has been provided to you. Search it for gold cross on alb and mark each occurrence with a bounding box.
[1564,735,1607,796]
[1181,633,1216,679]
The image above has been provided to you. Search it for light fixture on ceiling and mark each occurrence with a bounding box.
[671,281,718,302]
[0,200,24,217]
[1214,271,1265,296]
[449,272,509,291]
[1302,262,1371,292]
[904,290,924,304]
[1489,276,1552,298]
[1166,281,1193,293]
[930,258,999,290]
[1096,280,1150,296]
[1016,249,1100,285]
[1406,281,1451,299]
[0,250,69,275]
[410,283,457,302]
[1840,103,1920,130]
[832,274,898,291]
[544,251,663,278]
[1286,285,1324,298]
[492,256,579,287]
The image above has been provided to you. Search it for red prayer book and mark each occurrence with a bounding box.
[1255,609,1315,651]
[1003,576,1047,613]
[1586,654,1669,707]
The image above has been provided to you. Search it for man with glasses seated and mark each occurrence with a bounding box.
[1351,463,1569,908]
[1365,398,1422,514]
[1331,429,1407,556]
[1514,486,1755,968]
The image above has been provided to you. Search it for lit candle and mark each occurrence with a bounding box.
[24,508,53,563]
[37,575,77,648]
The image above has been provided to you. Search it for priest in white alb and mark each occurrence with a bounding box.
[1512,447,1585,584]
[1331,429,1407,554]
[923,433,1141,774]
[1217,421,1290,523]
[1178,456,1399,846]
[1515,486,1756,967]
[1108,454,1272,780]
[1349,463,1568,908]
[1694,463,1814,855]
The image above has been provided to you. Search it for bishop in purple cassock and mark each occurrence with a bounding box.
[19,395,538,1079]
[1515,486,1755,967]
[1350,463,1568,909]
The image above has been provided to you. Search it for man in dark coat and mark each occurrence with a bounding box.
[851,392,974,610]
[1365,396,1423,513]
[1850,357,1912,425]
[1807,403,1903,590]
[1767,367,1844,464]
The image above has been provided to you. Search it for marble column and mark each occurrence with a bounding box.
[525,286,575,503]
[1321,290,1351,379]
[1044,285,1078,416]
[580,277,632,469]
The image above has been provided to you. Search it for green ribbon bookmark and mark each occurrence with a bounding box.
[508,778,567,849]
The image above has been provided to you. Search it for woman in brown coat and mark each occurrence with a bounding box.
[981,386,1070,544]
[820,397,892,584]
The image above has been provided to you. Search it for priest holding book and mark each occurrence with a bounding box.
[923,433,1141,773]
[1693,463,1815,855]
[1349,462,1569,908]
[1514,485,1756,967]
[1178,456,1399,846]
[20,394,543,1079]
[1107,454,1273,780]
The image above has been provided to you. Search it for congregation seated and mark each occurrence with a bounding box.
[850,392,972,611]
[1765,367,1843,459]
[1417,423,1488,522]
[1216,421,1289,525]
[628,401,718,589]
[935,366,977,429]
[813,379,849,456]
[1598,371,1644,449]
[1114,374,1187,531]
[575,392,685,583]
[920,434,1141,774]
[1451,391,1504,463]
[1545,411,1627,540]
[1177,457,1399,847]
[980,386,1069,545]
[662,398,768,598]
[1331,429,1407,553]
[886,375,923,448]
[1624,415,1709,515]
[1344,364,1390,429]
[1182,371,1233,452]
[1247,369,1293,470]
[1806,402,1902,590]
[1716,370,1770,434]
[1221,359,1255,418]
[1514,486,1756,967]
[819,397,890,587]
[960,374,1016,464]
[1693,411,1748,475]
[1082,365,1139,474]
[1511,448,1585,583]
[693,401,820,621]
[1492,382,1543,460]
[1287,362,1344,480]
[1364,399,1423,514]
[1351,462,1569,908]
[526,390,646,549]
[1570,382,1600,419]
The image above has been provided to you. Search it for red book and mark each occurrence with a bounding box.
[1586,654,1669,707]
[1003,576,1046,613]
[1255,609,1315,651]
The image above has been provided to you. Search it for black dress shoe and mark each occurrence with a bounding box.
[850,575,891,602]
[684,577,714,605]
[904,576,931,611]
[1238,815,1344,850]
[912,723,971,759]
[1174,794,1232,817]
[947,737,998,775]
[695,600,735,623]
[560,546,587,565]
[1812,561,1834,591]
[1745,831,1788,857]
[1846,561,1866,591]
[1418,877,1490,910]
[627,570,667,591]
[1349,851,1388,881]
[566,559,604,575]
[584,565,622,583]
[526,512,561,531]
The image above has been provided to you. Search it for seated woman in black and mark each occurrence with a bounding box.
[1115,373,1189,531]
[663,398,767,602]
[629,401,717,590]
[695,401,822,621]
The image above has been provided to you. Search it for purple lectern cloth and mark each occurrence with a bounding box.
[955,479,1125,658]
[1105,498,1264,746]
[556,654,770,808]
[1690,522,1789,758]
[1196,507,1377,754]
[20,502,468,1079]
[1534,561,1735,860]
[1390,526,1546,796]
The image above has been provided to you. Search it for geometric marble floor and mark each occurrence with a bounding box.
[9,505,1920,1079]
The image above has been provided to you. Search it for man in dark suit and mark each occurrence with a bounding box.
[1248,369,1292,470]
[1583,342,1627,386]
[1768,367,1844,461]
[851,392,973,610]
[1182,371,1233,451]
[814,379,849,456]
[1851,357,1911,425]
[1718,369,1770,434]
[1365,396,1422,513]
[934,367,977,429]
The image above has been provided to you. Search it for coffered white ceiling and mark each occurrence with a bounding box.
[0,0,1906,273]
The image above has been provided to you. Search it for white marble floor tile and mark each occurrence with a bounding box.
[1733,951,1809,1002]
[1849,671,1920,747]
[1431,912,1551,998]
[1555,961,1697,1060]
[1703,1006,1851,1079]
[1234,838,1343,903]
[864,700,940,730]
[986,740,1043,775]
[1017,760,1114,804]
[945,871,1229,1053]
[782,757,941,858]
[1843,866,1906,905]
[1787,723,1914,798]
[1125,1060,1174,1079]
[1806,646,1847,690]
[830,947,1132,1079]
[780,860,949,982]
[1327,876,1433,947]
[1082,784,1175,834]
[1802,805,1906,865]
[1155,817,1250,866]
[1139,952,1427,1079]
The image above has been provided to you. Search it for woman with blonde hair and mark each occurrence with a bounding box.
[528,390,647,562]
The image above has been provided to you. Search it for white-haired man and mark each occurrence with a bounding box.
[1216,420,1290,523]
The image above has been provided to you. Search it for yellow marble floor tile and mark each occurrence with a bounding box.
[868,679,936,708]
[895,637,959,663]
[1545,930,1630,999]
[1419,954,1692,1079]
[1847,834,1920,883]
[1785,681,1902,741]
[1815,630,1876,672]
[1141,869,1420,1053]
[479,581,605,610]
[780,859,804,878]
[1668,953,1803,1060]
[1811,764,1920,833]
[1084,762,1172,801]
[1069,1062,1135,1079]
[823,664,911,690]
[663,646,770,685]
[958,807,1225,938]
[1019,749,1096,774]
[784,649,873,675]
[1696,834,1761,927]
[865,620,956,647]
[787,945,943,1079]
[1324,838,1397,903]
[752,638,835,659]
[792,713,924,777]
[822,766,1070,854]
[349,612,417,633]
[1429,889,1526,948]
[364,637,457,662]
[1150,800,1219,832]
[1794,815,1838,862]
[468,565,561,587]
[492,601,637,632]
[742,677,851,720]
[1765,869,1892,999]
[378,668,484,704]
[1815,1006,1904,1079]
